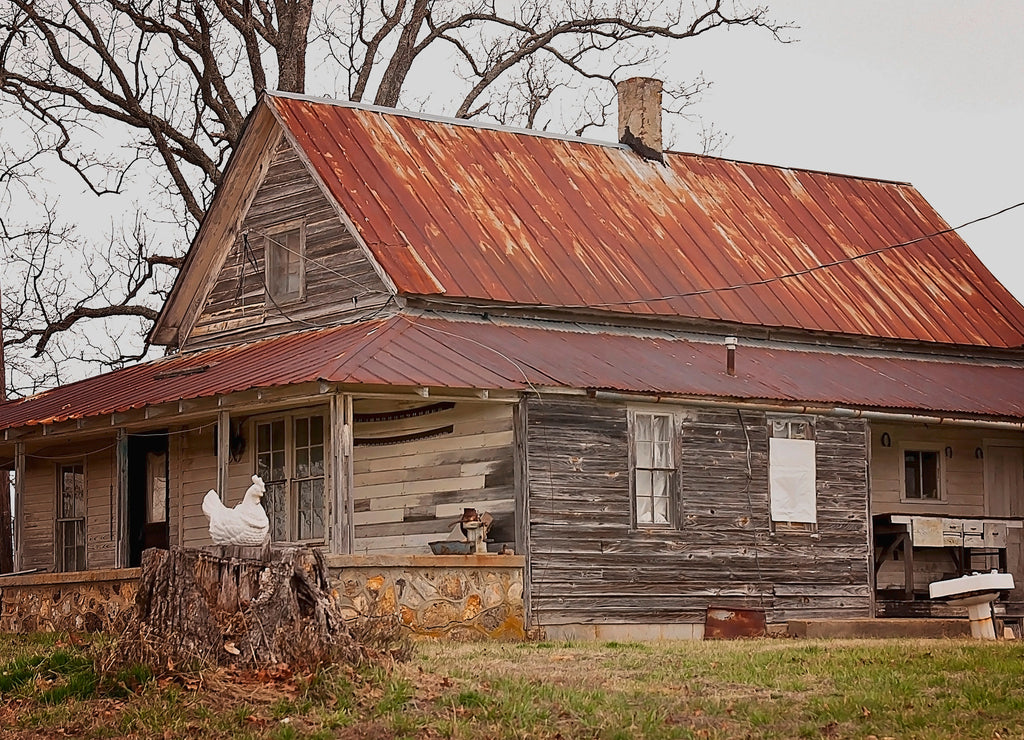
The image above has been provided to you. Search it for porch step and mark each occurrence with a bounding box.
[787,618,971,639]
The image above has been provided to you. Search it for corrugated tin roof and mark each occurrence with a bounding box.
[266,93,1024,348]
[3,315,1023,432]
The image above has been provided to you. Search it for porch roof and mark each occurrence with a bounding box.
[2,314,1024,431]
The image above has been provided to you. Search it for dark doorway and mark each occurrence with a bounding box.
[127,432,169,567]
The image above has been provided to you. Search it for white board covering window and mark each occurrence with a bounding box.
[769,437,817,524]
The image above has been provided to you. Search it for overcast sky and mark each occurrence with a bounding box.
[667,0,1024,304]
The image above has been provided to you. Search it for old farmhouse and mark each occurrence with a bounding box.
[2,78,1024,639]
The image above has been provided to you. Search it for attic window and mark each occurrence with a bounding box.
[266,222,305,303]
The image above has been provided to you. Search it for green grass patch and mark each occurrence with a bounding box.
[3,635,1024,738]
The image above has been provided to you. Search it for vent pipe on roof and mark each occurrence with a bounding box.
[726,336,737,377]
[617,77,664,163]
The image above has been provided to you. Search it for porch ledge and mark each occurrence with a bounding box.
[0,567,141,587]
[324,553,525,569]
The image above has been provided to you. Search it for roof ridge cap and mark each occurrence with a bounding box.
[266,90,623,149]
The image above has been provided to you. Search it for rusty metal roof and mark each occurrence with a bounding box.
[266,93,1024,348]
[3,315,1023,432]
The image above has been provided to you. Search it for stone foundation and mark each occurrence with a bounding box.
[0,568,140,633]
[0,554,527,640]
[326,554,526,640]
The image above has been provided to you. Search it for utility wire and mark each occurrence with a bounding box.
[414,198,1024,313]
[581,198,1024,308]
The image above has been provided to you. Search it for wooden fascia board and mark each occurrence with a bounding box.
[264,96,400,297]
[149,101,283,347]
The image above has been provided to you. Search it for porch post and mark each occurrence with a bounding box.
[217,411,230,499]
[115,429,128,567]
[13,441,24,572]
[329,393,354,554]
[345,395,355,553]
[513,397,532,629]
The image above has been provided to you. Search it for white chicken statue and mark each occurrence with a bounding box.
[202,474,270,546]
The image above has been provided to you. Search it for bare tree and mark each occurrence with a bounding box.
[0,0,789,396]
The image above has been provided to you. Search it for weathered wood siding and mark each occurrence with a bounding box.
[352,402,515,554]
[175,422,257,548]
[183,142,391,351]
[525,398,872,626]
[19,438,119,572]
[20,456,55,572]
[85,446,116,569]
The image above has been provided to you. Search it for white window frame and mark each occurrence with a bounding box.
[899,444,945,503]
[254,408,328,543]
[629,409,676,528]
[56,461,87,572]
[265,220,306,304]
[768,415,818,533]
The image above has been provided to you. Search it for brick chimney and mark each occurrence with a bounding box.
[617,77,664,163]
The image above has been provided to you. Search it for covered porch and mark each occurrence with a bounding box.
[868,419,1024,618]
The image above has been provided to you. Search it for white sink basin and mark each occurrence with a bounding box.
[929,571,1015,600]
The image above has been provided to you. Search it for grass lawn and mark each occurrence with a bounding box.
[1,633,1023,738]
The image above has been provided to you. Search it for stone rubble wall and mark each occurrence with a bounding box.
[0,569,140,633]
[327,554,526,640]
[0,554,527,641]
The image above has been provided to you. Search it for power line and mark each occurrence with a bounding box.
[576,198,1024,309]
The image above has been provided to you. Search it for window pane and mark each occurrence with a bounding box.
[265,482,288,541]
[636,440,653,468]
[311,445,324,477]
[654,440,671,468]
[312,479,324,538]
[75,521,87,570]
[297,479,325,540]
[60,465,85,518]
[653,495,670,526]
[636,471,652,524]
[636,470,652,497]
[267,229,302,300]
[904,452,921,498]
[653,414,670,442]
[635,414,652,442]
[921,451,939,499]
[296,417,309,447]
[311,416,324,445]
[636,496,653,524]
[62,477,75,518]
[653,470,668,498]
[653,471,670,524]
[146,452,167,524]
[271,451,286,482]
[257,423,270,453]
[296,448,309,479]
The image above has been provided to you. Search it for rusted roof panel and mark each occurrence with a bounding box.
[3,315,1024,432]
[267,94,1024,348]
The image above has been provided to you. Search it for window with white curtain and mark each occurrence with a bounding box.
[631,411,674,527]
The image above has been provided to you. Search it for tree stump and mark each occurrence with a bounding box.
[129,545,364,669]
